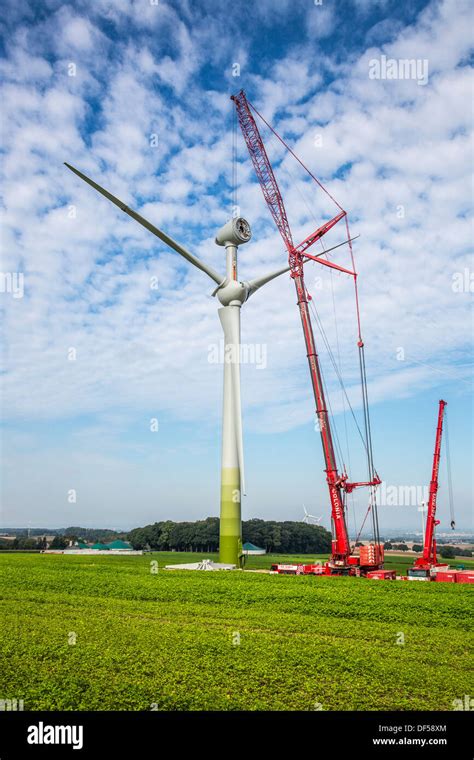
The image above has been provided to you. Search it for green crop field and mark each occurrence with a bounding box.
[0,552,472,711]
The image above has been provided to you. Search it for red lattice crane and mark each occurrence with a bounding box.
[414,400,448,570]
[232,90,381,571]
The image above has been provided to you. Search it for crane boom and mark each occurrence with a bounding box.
[231,90,353,563]
[415,400,447,568]
[231,92,294,255]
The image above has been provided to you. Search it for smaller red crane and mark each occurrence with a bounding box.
[411,400,449,576]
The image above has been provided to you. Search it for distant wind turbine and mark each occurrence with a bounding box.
[302,505,323,525]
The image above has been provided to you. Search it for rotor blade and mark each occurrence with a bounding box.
[64,163,223,285]
[211,278,229,297]
[218,306,245,495]
[245,263,291,298]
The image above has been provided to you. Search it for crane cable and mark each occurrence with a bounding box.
[346,219,381,547]
[323,240,358,539]
[358,343,380,547]
[232,105,238,215]
[248,98,382,546]
[354,500,373,547]
[444,410,455,529]
[327,260,358,540]
[308,295,371,458]
[308,297,355,468]
[239,102,352,469]
[309,295,376,544]
[247,99,344,213]
[249,102,378,478]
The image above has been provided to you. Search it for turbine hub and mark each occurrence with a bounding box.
[216,279,248,306]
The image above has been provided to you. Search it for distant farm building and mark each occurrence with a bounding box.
[88,540,133,551]
[106,540,133,550]
[242,542,266,555]
[43,539,141,555]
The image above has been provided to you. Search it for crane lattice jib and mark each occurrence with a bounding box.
[294,211,346,257]
[232,91,346,278]
[231,93,295,256]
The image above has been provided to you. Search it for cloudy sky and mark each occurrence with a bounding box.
[0,0,472,534]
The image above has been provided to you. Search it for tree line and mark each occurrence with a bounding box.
[127,517,332,554]
[383,541,472,558]
[63,527,128,543]
[0,536,67,550]
[439,546,472,559]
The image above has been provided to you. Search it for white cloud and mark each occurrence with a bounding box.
[0,0,472,527]
[306,3,335,40]
[62,17,94,50]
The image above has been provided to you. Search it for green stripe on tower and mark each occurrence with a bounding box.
[219,467,242,566]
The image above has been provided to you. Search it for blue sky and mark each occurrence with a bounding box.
[0,0,472,534]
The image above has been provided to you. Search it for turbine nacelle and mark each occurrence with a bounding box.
[215,217,251,247]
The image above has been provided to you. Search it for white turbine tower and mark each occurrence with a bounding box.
[418,501,427,545]
[65,163,291,567]
[302,505,323,525]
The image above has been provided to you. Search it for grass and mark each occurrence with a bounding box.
[0,552,472,711]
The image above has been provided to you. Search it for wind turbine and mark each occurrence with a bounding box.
[302,505,323,525]
[64,163,292,567]
[418,502,427,545]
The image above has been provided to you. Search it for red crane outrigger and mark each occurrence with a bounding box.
[232,90,382,573]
